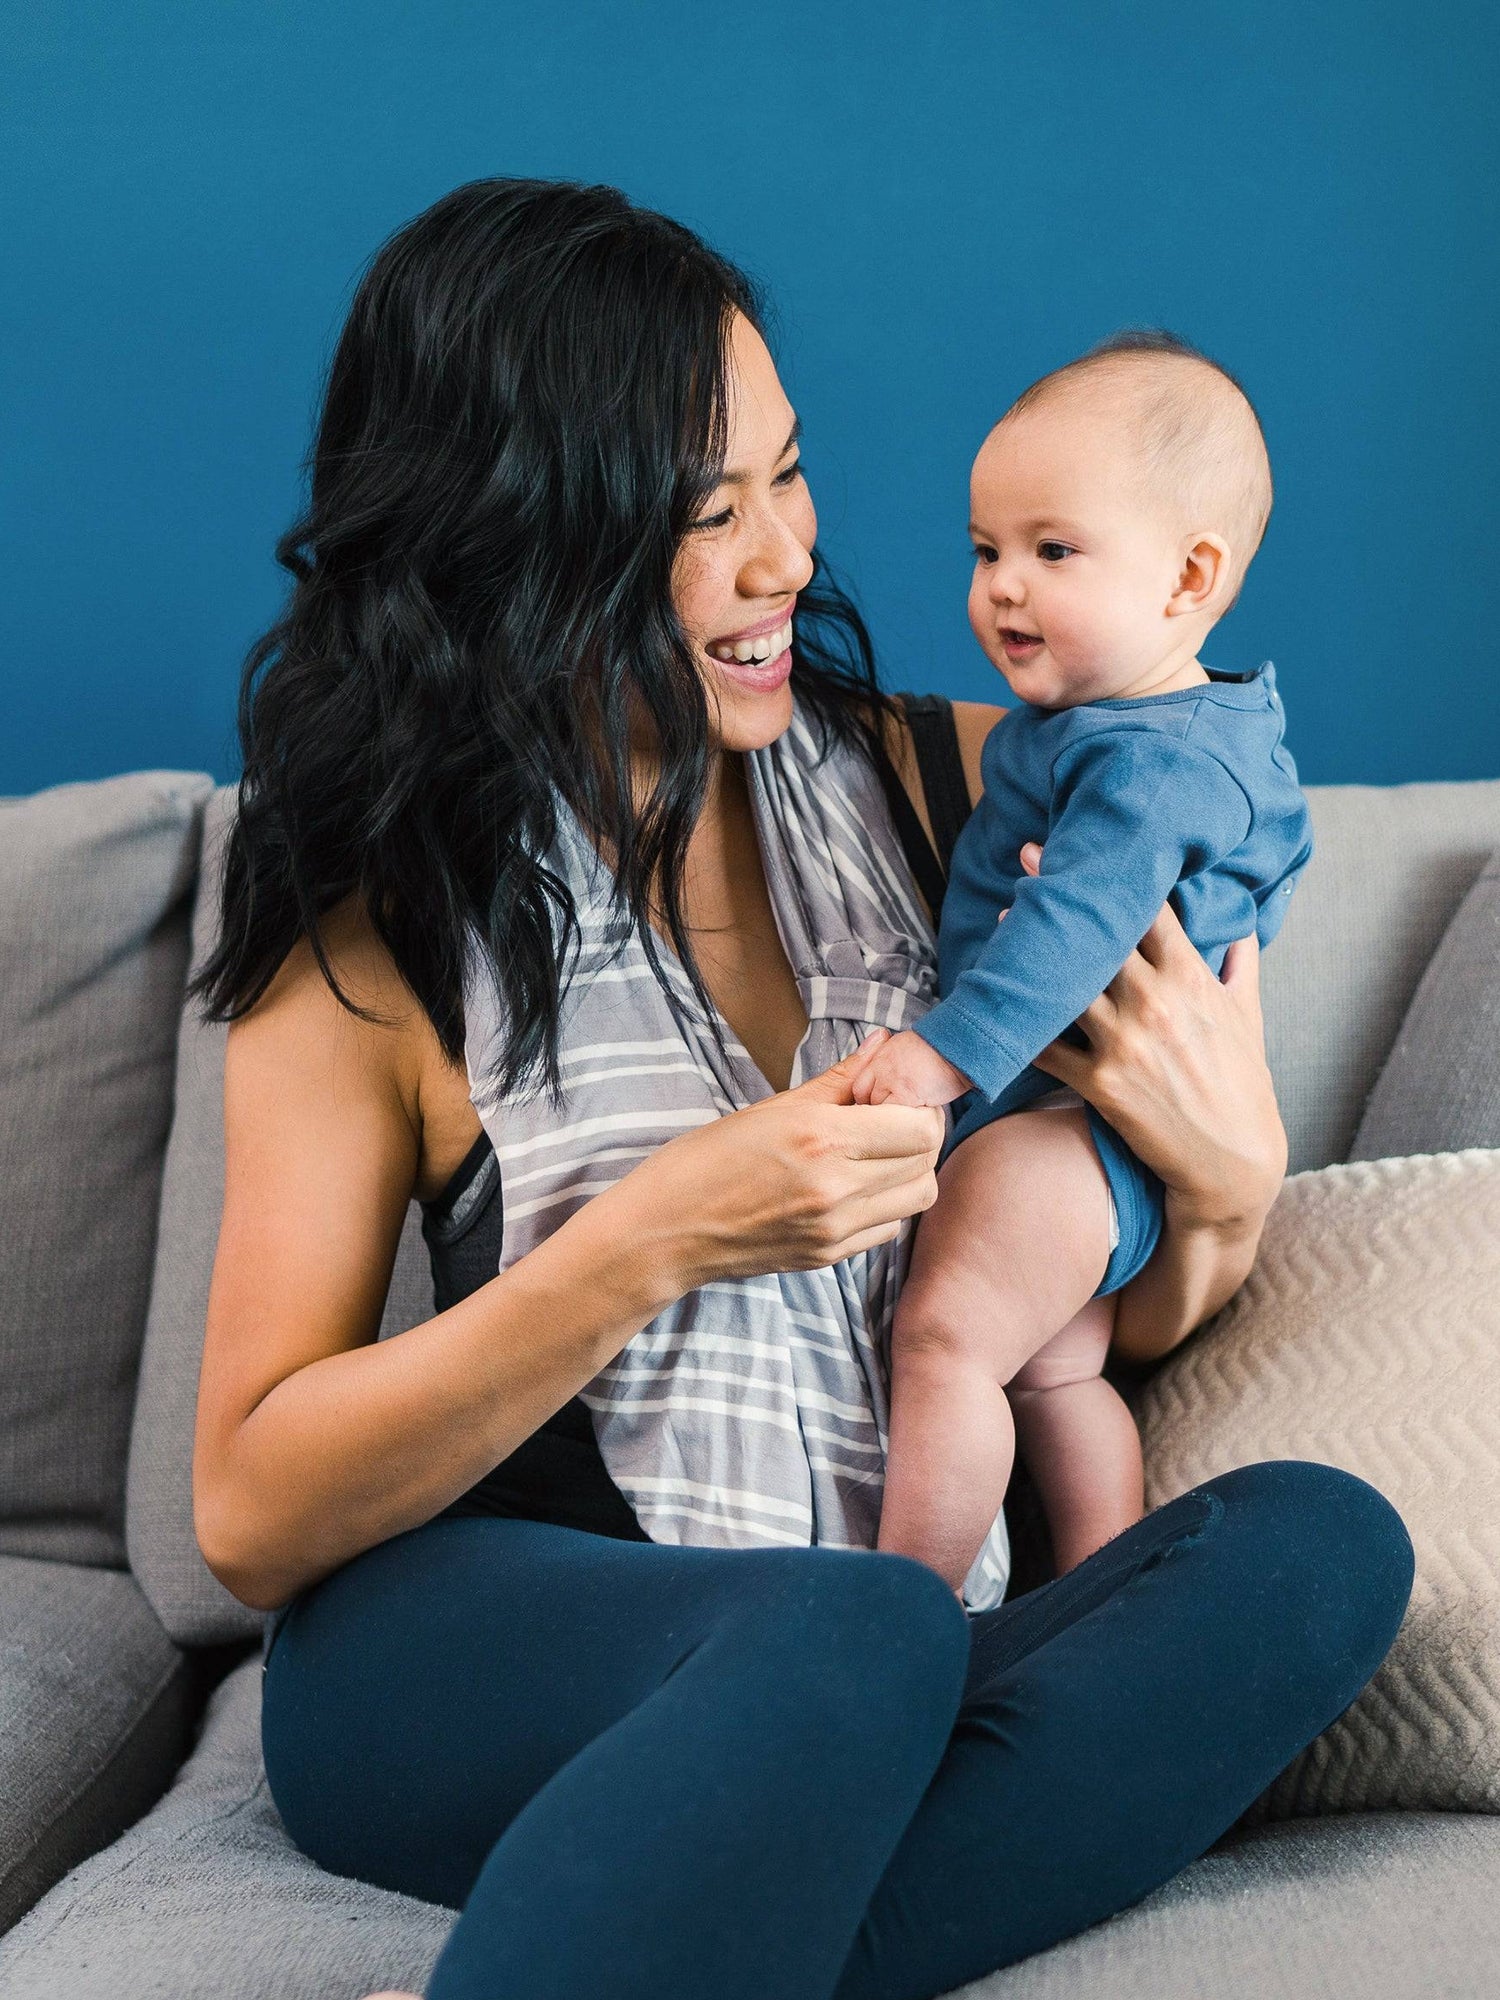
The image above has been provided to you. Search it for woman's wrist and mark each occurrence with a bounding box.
[1161,1141,1283,1236]
[1114,1192,1269,1367]
[581,1164,704,1320]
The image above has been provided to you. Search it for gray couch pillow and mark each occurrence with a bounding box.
[127,788,436,1648]
[0,770,211,1567]
[1263,782,1500,1172]
[1349,852,1500,1160]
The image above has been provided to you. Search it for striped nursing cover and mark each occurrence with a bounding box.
[463,697,1011,1609]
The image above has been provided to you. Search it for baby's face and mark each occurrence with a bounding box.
[967,406,1190,708]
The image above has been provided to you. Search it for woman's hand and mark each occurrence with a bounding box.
[1020,844,1286,1229]
[1011,842,1286,1363]
[604,1032,945,1299]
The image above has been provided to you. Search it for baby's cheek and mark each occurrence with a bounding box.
[967,580,999,656]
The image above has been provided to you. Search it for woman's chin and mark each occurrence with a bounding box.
[704,655,796,751]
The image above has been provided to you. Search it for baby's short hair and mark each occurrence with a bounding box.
[1003,329,1273,591]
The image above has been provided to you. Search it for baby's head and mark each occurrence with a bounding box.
[968,331,1272,707]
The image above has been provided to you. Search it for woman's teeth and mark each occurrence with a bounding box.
[708,619,793,665]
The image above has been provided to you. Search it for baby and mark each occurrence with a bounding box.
[854,330,1312,1600]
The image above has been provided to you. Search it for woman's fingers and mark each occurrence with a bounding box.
[827,1173,941,1259]
[832,1102,945,1162]
[795,1030,891,1104]
[1219,930,1265,1027]
[1031,1033,1089,1089]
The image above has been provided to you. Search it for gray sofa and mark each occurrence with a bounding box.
[1,766,1497,2000]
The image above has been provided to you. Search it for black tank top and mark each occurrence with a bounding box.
[423,695,972,1538]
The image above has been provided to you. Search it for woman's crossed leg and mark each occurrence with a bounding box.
[263,1462,1411,2000]
[262,1519,970,2000]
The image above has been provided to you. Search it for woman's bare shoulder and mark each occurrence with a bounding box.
[239,894,423,1053]
[234,896,479,1201]
[226,896,437,1151]
[949,699,1007,809]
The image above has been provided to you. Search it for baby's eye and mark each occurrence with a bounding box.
[1037,541,1075,563]
[972,543,998,566]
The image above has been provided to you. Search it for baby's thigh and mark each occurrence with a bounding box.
[1009,1294,1115,1393]
[897,1107,1113,1374]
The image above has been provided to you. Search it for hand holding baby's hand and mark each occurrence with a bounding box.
[850,1030,973,1108]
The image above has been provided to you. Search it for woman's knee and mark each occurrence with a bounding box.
[733,1547,970,1720]
[1197,1459,1414,1672]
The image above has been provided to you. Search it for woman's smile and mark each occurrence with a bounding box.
[704,601,796,689]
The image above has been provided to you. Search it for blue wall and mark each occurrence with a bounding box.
[6,1,1497,793]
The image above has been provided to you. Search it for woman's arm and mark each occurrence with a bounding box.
[193,908,941,1611]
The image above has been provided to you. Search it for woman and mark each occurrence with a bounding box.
[192,179,1411,2000]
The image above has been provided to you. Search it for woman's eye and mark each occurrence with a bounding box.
[1038,541,1074,563]
[690,507,734,533]
[774,459,803,487]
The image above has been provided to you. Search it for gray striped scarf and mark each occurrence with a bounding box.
[463,699,1011,1609]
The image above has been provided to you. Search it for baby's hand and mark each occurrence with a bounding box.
[850,1030,973,1108]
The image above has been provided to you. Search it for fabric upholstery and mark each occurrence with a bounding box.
[1350,851,1500,1159]
[126,787,438,1648]
[3,1657,1495,2000]
[0,1658,454,1998]
[1137,1151,1500,1814]
[971,1809,1500,2000]
[0,770,211,1567]
[0,1555,193,1934]
[1260,779,1500,1172]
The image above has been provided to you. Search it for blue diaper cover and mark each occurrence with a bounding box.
[943,1088,1164,1299]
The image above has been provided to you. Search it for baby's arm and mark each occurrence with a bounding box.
[914,732,1253,1103]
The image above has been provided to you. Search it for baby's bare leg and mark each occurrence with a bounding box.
[1009,1295,1144,1574]
[879,1107,1118,1593]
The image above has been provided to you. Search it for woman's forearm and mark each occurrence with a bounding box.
[1112,1189,1271,1367]
[196,1183,682,1611]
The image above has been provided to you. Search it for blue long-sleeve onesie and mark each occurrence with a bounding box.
[914,661,1312,1294]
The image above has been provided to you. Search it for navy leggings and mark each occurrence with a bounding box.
[261,1461,1412,2000]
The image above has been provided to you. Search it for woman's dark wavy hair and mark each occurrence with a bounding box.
[191,177,893,1097]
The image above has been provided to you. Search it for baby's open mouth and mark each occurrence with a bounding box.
[1001,629,1043,649]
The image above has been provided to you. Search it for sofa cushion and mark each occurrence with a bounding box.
[1137,1151,1500,1814]
[0,770,212,1567]
[972,1809,1500,2000]
[1349,850,1500,1159]
[0,1555,193,1934]
[2,1656,1494,2000]
[1262,780,1500,1171]
[0,1657,453,1998]
[126,787,438,1648]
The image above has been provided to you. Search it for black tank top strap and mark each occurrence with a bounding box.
[868,720,948,916]
[898,692,973,881]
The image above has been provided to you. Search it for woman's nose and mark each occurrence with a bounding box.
[739,509,815,601]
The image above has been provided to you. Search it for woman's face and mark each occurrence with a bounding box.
[672,312,817,753]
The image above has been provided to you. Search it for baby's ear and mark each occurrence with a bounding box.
[1166,533,1232,619]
